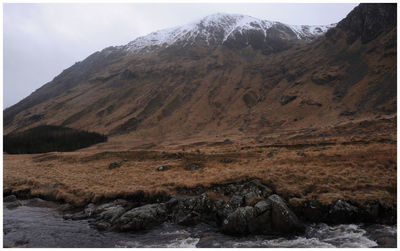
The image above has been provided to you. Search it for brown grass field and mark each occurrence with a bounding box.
[3,116,396,210]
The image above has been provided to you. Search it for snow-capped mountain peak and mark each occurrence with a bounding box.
[125,13,335,53]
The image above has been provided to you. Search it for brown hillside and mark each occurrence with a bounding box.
[4,4,396,146]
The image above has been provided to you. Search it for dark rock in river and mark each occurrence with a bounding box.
[92,205,128,230]
[59,180,330,236]
[268,194,305,234]
[5,200,22,209]
[64,211,88,220]
[249,200,273,234]
[376,236,397,248]
[241,179,273,198]
[113,203,167,231]
[222,195,303,235]
[98,205,127,222]
[221,202,273,235]
[57,203,76,213]
[4,195,17,203]
[328,200,357,223]
[25,198,56,208]
[171,193,218,226]
[222,206,256,234]
[222,194,244,217]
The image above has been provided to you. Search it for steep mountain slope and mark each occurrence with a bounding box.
[4,4,396,144]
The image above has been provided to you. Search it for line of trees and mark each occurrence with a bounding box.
[4,125,107,154]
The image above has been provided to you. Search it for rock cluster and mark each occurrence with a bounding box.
[63,179,305,236]
[4,178,396,236]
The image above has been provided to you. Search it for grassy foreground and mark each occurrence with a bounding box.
[3,118,396,210]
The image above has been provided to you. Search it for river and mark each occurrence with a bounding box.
[3,199,397,248]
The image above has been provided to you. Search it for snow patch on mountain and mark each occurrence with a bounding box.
[125,13,335,53]
[290,23,336,39]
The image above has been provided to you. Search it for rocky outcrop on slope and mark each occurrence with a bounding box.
[336,3,396,43]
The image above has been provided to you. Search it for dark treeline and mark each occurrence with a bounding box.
[4,125,107,154]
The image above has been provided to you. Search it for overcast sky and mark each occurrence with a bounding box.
[3,3,358,108]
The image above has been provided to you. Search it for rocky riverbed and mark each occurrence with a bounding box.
[3,179,397,248]
[3,198,396,248]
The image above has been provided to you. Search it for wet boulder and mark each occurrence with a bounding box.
[113,203,167,231]
[84,203,97,217]
[66,200,132,224]
[4,195,17,203]
[248,200,273,234]
[221,194,244,217]
[96,205,128,223]
[239,179,273,198]
[222,200,273,235]
[57,203,76,213]
[268,194,304,234]
[177,211,202,226]
[91,199,130,216]
[5,200,22,209]
[24,198,56,208]
[328,200,357,223]
[171,193,217,226]
[289,198,328,223]
[222,206,255,234]
[165,195,180,210]
[244,192,260,205]
[64,211,88,220]
[91,205,128,230]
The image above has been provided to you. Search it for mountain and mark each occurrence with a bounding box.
[123,13,333,53]
[4,4,396,145]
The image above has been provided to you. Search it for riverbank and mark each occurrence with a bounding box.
[3,195,397,248]
[4,177,396,235]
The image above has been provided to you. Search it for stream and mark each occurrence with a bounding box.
[3,199,397,248]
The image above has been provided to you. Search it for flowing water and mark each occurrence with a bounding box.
[3,199,397,248]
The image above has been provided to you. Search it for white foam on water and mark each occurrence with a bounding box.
[307,223,378,248]
[371,224,397,235]
[159,229,190,236]
[166,237,200,248]
[115,237,199,248]
[230,223,380,248]
[110,223,393,248]
[232,237,335,248]
[115,241,141,248]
